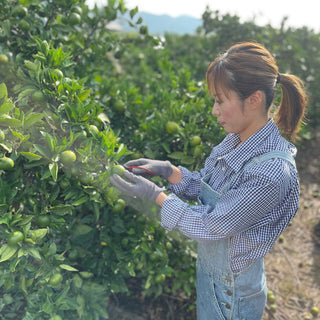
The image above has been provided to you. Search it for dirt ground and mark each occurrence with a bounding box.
[108,130,320,320]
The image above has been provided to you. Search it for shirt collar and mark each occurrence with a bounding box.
[221,119,280,172]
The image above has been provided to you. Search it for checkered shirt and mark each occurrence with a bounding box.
[161,119,300,272]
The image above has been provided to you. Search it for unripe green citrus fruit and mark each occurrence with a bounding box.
[35,215,51,227]
[0,157,14,170]
[193,145,202,157]
[0,54,9,63]
[80,271,94,279]
[18,20,30,31]
[49,273,63,286]
[12,6,28,18]
[166,121,179,134]
[61,150,76,165]
[8,231,24,246]
[69,12,81,25]
[112,164,125,176]
[68,249,79,261]
[190,135,201,146]
[155,274,165,284]
[165,241,173,250]
[269,304,276,312]
[113,100,125,112]
[32,91,45,102]
[112,199,126,213]
[311,306,319,316]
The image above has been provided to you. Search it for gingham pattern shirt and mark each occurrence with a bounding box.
[161,119,300,272]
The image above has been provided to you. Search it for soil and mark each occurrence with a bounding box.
[108,130,320,320]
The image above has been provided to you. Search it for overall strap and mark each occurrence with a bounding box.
[247,151,296,169]
[221,151,296,194]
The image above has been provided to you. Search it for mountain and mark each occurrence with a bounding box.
[118,12,202,35]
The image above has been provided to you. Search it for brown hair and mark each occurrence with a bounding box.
[206,42,307,140]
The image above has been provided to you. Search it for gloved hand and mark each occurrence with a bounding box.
[124,158,173,179]
[110,170,163,202]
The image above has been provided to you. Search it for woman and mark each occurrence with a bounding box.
[110,42,307,320]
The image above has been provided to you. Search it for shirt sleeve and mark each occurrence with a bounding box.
[167,149,219,200]
[167,166,202,201]
[161,161,292,242]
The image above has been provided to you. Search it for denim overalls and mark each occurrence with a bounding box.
[196,151,296,320]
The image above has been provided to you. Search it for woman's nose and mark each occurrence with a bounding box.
[212,103,219,116]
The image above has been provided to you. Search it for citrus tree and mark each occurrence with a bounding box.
[0,0,221,318]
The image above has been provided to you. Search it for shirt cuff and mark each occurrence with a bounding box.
[160,193,188,231]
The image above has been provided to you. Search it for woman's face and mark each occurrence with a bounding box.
[211,88,258,142]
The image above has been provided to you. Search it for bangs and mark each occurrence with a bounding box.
[206,58,234,100]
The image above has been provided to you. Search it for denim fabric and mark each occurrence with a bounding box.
[196,151,294,319]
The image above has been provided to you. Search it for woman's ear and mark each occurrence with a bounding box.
[247,90,264,110]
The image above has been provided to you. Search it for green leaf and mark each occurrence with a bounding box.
[49,162,58,181]
[180,156,195,165]
[17,88,36,101]
[78,89,91,101]
[72,196,88,206]
[0,118,21,128]
[30,228,48,242]
[24,60,38,72]
[0,83,8,101]
[116,143,126,155]
[41,131,55,153]
[27,247,42,261]
[144,275,152,290]
[50,204,73,216]
[18,248,27,258]
[16,216,33,226]
[42,300,54,314]
[0,142,12,153]
[0,244,18,263]
[167,151,186,160]
[129,7,138,18]
[161,142,171,153]
[0,212,11,226]
[11,130,26,141]
[21,275,27,294]
[73,224,93,236]
[33,144,51,158]
[59,264,79,272]
[20,152,42,161]
[97,112,110,124]
[24,113,43,128]
[0,101,14,116]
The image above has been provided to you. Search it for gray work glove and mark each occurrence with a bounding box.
[124,158,173,179]
[110,170,163,202]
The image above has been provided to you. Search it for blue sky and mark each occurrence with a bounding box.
[86,0,320,32]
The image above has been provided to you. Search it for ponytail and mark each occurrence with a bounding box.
[275,73,307,141]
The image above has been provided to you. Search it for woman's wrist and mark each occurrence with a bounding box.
[167,165,182,184]
[155,192,167,207]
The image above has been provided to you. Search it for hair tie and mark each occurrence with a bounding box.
[276,72,281,84]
